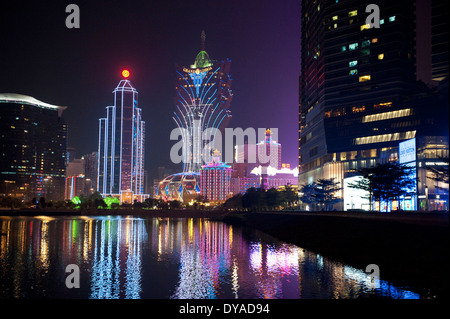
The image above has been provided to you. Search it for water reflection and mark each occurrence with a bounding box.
[0,216,420,299]
[89,217,146,299]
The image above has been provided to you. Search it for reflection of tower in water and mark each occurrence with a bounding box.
[89,218,147,299]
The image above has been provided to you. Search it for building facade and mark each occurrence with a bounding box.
[200,150,232,203]
[231,165,298,195]
[257,129,282,170]
[97,72,148,203]
[299,0,448,210]
[0,93,67,201]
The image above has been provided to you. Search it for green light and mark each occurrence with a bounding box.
[194,51,212,68]
[104,196,120,209]
[71,196,81,205]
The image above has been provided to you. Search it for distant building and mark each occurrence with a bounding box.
[64,152,98,200]
[200,150,232,203]
[0,93,67,201]
[83,152,98,195]
[66,158,84,177]
[231,165,298,195]
[65,175,85,200]
[232,129,288,194]
[234,129,282,172]
[257,129,282,170]
[157,173,200,203]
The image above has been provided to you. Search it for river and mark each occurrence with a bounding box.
[0,215,420,299]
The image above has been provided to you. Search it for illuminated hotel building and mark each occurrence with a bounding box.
[200,150,232,203]
[158,32,232,202]
[173,31,232,174]
[97,71,148,203]
[234,129,282,175]
[299,0,448,209]
[0,93,67,201]
[257,129,282,170]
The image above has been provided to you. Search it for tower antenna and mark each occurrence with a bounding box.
[201,30,206,51]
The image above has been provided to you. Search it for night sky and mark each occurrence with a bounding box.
[0,0,301,180]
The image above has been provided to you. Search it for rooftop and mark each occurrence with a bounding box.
[0,93,67,111]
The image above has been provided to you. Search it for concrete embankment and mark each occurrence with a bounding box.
[222,211,449,298]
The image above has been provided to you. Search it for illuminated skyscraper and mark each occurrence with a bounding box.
[0,93,67,201]
[174,31,233,173]
[200,150,232,203]
[97,70,148,203]
[299,0,448,210]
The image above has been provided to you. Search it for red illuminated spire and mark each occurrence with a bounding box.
[122,69,130,78]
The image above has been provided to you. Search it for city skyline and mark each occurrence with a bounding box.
[0,0,448,305]
[0,0,301,181]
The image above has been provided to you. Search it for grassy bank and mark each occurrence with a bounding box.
[222,211,449,298]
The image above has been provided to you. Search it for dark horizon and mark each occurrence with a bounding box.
[0,0,301,181]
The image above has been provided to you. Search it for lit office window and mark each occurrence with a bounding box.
[349,42,358,50]
[362,108,412,123]
[359,75,371,82]
[389,16,396,22]
[378,53,384,60]
[348,10,358,17]
[360,24,370,31]
[355,131,416,145]
[349,60,358,67]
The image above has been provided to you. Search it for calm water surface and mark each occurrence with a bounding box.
[0,215,420,299]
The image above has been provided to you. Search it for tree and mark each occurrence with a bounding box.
[282,184,298,207]
[349,162,416,211]
[299,183,317,210]
[39,197,46,208]
[314,178,342,211]
[168,200,182,209]
[242,187,265,211]
[299,179,341,211]
[265,187,283,209]
[222,193,243,210]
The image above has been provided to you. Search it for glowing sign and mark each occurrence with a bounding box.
[182,67,212,74]
[399,138,416,164]
[122,69,130,78]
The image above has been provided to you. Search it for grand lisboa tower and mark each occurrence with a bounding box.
[158,31,233,202]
